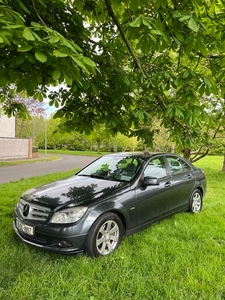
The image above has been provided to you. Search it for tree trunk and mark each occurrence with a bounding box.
[222,152,225,172]
[97,142,100,153]
[182,148,191,160]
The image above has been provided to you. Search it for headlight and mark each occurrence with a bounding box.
[50,207,87,224]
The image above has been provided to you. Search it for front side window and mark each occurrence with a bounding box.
[144,157,167,179]
[166,156,191,174]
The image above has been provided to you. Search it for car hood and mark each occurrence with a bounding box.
[21,175,128,210]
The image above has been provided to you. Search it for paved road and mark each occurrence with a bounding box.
[0,155,97,184]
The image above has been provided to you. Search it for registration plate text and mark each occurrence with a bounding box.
[16,220,34,236]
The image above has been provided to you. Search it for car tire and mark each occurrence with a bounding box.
[85,212,124,257]
[189,189,203,213]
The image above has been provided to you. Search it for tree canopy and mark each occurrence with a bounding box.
[0,0,225,152]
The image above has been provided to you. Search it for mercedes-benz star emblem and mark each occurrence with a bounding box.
[23,204,30,217]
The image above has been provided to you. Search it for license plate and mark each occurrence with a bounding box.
[16,219,34,236]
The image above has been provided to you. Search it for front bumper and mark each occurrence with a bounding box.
[13,219,87,255]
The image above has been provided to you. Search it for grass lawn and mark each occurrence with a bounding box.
[0,150,105,167]
[0,156,224,300]
[0,155,60,167]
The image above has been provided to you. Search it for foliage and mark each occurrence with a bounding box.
[1,0,225,152]
[0,156,225,299]
[34,116,141,152]
[0,0,96,96]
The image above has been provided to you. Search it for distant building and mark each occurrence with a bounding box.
[0,113,37,160]
[0,114,15,137]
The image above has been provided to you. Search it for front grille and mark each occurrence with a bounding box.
[17,198,51,222]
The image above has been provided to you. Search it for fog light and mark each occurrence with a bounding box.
[57,240,72,248]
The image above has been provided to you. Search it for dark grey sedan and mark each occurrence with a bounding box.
[13,152,206,257]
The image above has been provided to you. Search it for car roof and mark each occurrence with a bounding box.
[104,152,167,159]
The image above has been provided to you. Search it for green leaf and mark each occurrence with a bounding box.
[18,45,33,52]
[53,50,68,57]
[49,99,54,106]
[185,36,194,56]
[142,17,151,28]
[30,22,45,30]
[23,27,35,41]
[3,24,24,29]
[91,82,98,95]
[52,69,61,80]
[63,71,73,85]
[203,76,212,88]
[199,83,205,96]
[82,57,96,67]
[70,41,83,53]
[179,15,190,22]
[196,38,207,56]
[16,54,26,66]
[138,34,150,54]
[35,51,47,63]
[0,33,11,45]
[71,55,87,72]
[33,91,43,102]
[174,31,184,43]
[18,0,30,14]
[54,100,59,108]
[27,54,36,63]
[129,16,141,28]
[83,81,90,90]
[173,11,182,18]
[188,114,193,126]
[188,18,199,32]
[175,106,184,118]
[124,76,130,86]
[48,36,60,44]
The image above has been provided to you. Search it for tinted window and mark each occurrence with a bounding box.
[166,156,191,174]
[144,157,167,179]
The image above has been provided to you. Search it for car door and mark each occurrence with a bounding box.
[135,156,173,226]
[135,155,196,227]
[163,155,196,213]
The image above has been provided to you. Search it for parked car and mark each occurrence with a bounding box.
[13,152,206,257]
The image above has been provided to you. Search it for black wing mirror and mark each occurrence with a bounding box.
[143,176,159,186]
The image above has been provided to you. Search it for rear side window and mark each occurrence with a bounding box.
[166,156,191,174]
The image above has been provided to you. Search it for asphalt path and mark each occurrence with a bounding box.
[0,155,97,184]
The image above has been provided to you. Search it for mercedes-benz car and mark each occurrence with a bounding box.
[13,152,206,257]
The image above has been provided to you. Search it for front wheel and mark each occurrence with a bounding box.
[189,189,203,213]
[85,213,124,257]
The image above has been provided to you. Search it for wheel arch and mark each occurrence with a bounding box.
[108,209,127,233]
[194,186,203,198]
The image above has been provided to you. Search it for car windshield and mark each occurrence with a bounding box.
[78,155,144,182]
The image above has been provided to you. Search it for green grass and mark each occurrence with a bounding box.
[0,150,105,167]
[0,156,225,300]
[0,156,60,167]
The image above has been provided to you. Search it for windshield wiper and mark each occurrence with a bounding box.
[90,174,106,179]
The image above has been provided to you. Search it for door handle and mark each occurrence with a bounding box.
[164,181,171,187]
[186,174,192,179]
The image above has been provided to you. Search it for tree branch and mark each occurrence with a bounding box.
[31,0,47,26]
[104,0,148,78]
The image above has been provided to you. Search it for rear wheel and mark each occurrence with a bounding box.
[85,213,124,257]
[189,189,202,213]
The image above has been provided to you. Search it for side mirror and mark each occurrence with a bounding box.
[143,176,159,186]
